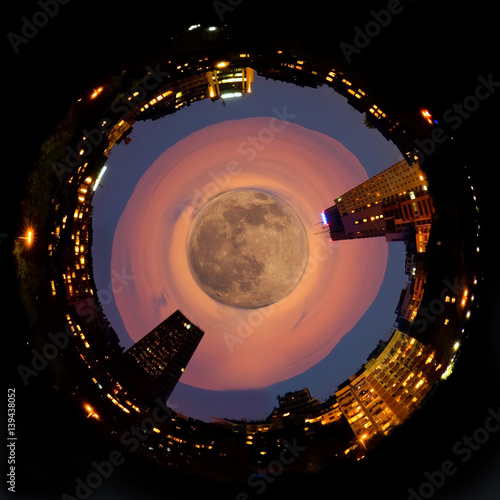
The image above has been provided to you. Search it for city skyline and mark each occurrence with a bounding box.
[30,52,475,478]
[92,72,409,421]
[38,56,463,430]
[5,3,497,499]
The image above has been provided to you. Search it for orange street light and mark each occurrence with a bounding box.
[90,87,103,99]
[421,109,433,124]
[360,434,368,449]
[19,227,34,246]
[84,403,99,419]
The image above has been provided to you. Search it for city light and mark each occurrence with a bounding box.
[90,87,103,99]
[220,92,242,99]
[461,289,469,307]
[84,404,99,419]
[441,359,455,380]
[93,166,107,191]
[19,226,35,246]
[421,109,433,124]
[12,28,487,487]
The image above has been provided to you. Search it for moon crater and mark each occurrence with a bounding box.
[186,189,308,308]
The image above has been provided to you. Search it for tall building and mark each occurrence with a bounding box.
[125,310,204,402]
[335,329,442,448]
[394,240,429,329]
[322,160,436,249]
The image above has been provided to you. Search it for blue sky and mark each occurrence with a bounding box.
[92,74,407,421]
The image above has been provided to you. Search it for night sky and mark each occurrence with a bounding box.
[5,1,499,499]
[92,75,408,421]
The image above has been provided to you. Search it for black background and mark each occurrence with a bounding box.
[3,1,499,499]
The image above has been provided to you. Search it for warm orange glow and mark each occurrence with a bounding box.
[461,288,469,307]
[90,87,103,99]
[112,118,388,394]
[421,109,433,124]
[216,61,228,68]
[84,403,99,419]
[20,226,35,246]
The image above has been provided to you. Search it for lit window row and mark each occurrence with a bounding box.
[139,90,173,112]
[347,88,363,99]
[281,62,302,70]
[106,393,130,413]
[325,70,337,83]
[368,104,387,119]
[354,214,383,224]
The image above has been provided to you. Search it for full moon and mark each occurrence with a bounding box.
[186,189,309,308]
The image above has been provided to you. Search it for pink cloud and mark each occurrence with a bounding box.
[111,118,388,391]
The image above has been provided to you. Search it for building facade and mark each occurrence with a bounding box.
[276,388,320,416]
[125,310,204,402]
[134,66,253,121]
[322,160,436,250]
[335,329,442,447]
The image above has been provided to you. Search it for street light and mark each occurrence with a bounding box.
[19,227,34,246]
[421,109,434,124]
[84,403,99,419]
[360,434,368,449]
[90,87,103,99]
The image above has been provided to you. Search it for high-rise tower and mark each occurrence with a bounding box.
[125,310,204,402]
[335,329,442,447]
[322,160,436,251]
